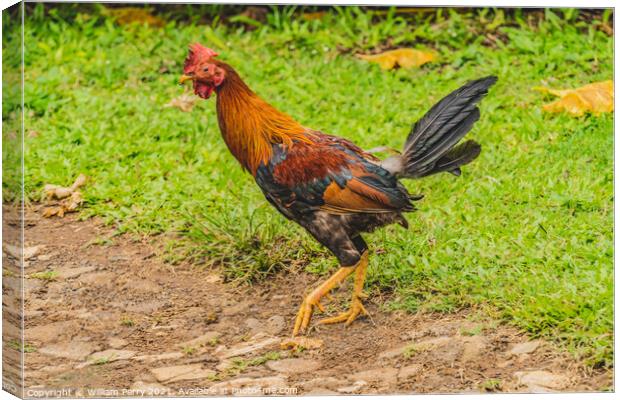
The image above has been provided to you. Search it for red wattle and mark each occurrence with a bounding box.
[194,82,215,99]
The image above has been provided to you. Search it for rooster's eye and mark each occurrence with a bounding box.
[203,67,209,73]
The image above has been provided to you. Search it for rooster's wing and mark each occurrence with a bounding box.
[255,133,414,217]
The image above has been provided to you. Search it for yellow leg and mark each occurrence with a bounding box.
[318,251,370,326]
[292,266,355,336]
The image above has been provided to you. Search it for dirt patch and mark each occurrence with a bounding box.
[4,209,611,395]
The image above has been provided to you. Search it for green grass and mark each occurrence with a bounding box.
[91,356,110,366]
[28,270,58,281]
[7,340,37,353]
[481,378,502,392]
[2,6,613,368]
[226,351,282,375]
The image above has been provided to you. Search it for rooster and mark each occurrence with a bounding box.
[179,43,496,336]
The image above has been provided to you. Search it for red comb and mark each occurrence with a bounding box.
[184,43,219,73]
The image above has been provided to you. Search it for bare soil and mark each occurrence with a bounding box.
[3,208,612,396]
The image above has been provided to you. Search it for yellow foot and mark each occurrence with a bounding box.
[292,294,325,336]
[291,266,356,336]
[318,297,369,327]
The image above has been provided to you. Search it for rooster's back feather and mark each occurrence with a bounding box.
[255,132,414,220]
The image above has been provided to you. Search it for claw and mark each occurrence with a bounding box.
[293,295,322,336]
[317,252,370,329]
[318,313,349,325]
[318,297,369,327]
[290,266,357,336]
[293,300,305,336]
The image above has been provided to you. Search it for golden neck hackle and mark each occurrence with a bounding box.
[215,64,310,175]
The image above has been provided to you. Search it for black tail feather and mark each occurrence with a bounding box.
[400,76,496,178]
[432,139,482,177]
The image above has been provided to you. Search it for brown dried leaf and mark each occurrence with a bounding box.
[238,6,268,24]
[64,191,84,212]
[70,174,87,191]
[534,80,613,116]
[357,48,437,70]
[598,22,613,36]
[42,206,65,218]
[42,192,83,218]
[44,174,87,200]
[280,336,324,351]
[44,185,72,200]
[165,92,197,113]
[107,7,165,28]
[42,174,87,218]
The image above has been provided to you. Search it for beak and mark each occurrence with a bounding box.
[178,74,194,85]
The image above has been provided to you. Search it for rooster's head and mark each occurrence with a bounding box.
[179,43,226,99]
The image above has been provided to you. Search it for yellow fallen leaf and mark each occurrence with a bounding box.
[534,80,613,116]
[107,7,164,28]
[280,336,324,351]
[301,12,327,21]
[357,48,437,70]
[165,92,197,113]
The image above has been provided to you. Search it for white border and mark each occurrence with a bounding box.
[0,1,615,400]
